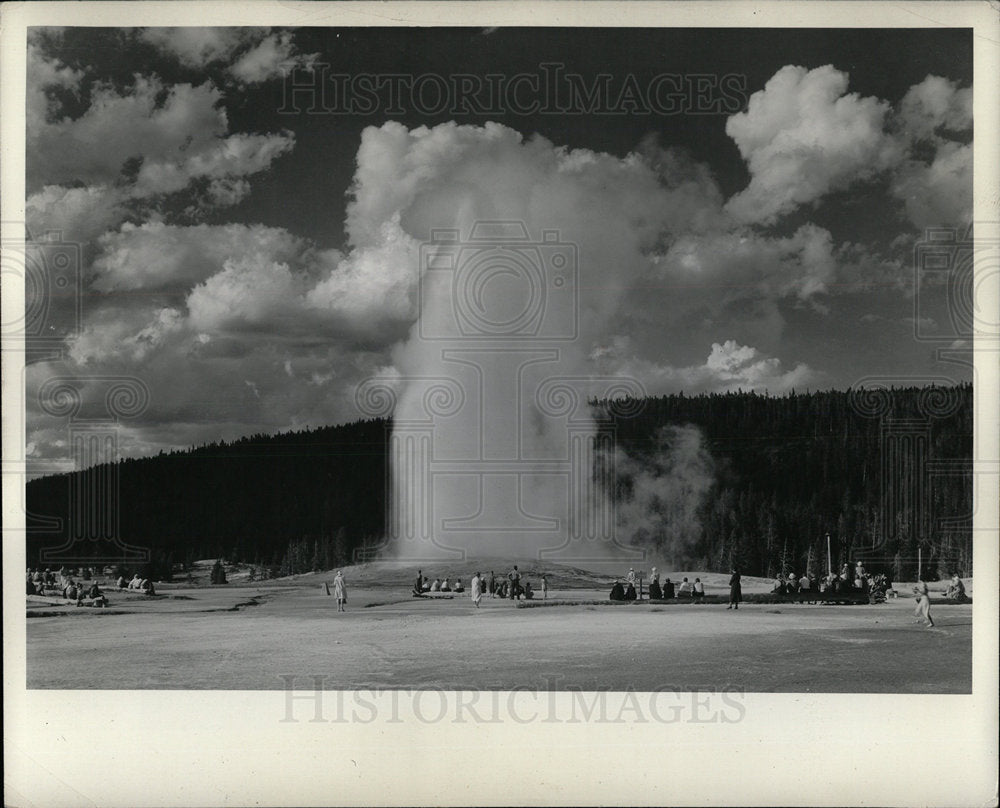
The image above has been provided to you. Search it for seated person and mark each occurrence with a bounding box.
[117,575,128,590]
[429,578,441,592]
[609,580,625,601]
[63,581,79,600]
[27,577,36,596]
[648,580,662,600]
[440,578,451,592]
[624,582,637,601]
[945,575,968,602]
[79,582,108,607]
[140,578,155,595]
[693,578,705,598]
[772,576,786,594]
[522,581,533,600]
[129,573,142,590]
[453,578,464,593]
[662,578,675,599]
[799,574,811,592]
[413,575,425,595]
[677,578,692,596]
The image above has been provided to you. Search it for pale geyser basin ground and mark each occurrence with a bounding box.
[25,563,972,692]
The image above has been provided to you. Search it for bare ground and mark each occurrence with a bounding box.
[25,562,971,692]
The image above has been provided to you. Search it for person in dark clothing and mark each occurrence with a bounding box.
[648,579,662,600]
[624,582,637,601]
[727,569,742,610]
[610,580,625,601]
[662,578,675,599]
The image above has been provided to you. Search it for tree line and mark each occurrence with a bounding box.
[25,385,973,581]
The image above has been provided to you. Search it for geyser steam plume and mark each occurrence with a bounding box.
[347,121,719,561]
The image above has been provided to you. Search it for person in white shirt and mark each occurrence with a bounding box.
[333,570,346,612]
[678,578,692,596]
[471,573,482,607]
[913,579,934,627]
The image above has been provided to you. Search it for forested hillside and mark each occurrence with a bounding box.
[26,385,973,581]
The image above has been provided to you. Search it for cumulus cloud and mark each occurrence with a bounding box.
[92,221,306,292]
[187,254,306,333]
[725,65,901,225]
[132,129,295,198]
[140,27,318,84]
[891,141,972,229]
[655,223,839,303]
[592,337,819,395]
[723,67,973,230]
[228,31,317,84]
[26,184,126,245]
[28,67,293,210]
[139,28,261,67]
[896,75,973,142]
[23,49,971,471]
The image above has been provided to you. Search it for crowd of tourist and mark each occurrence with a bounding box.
[769,561,897,603]
[609,568,711,603]
[25,566,110,606]
[412,567,547,603]
[25,565,163,606]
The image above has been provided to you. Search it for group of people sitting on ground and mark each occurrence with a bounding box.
[26,567,109,606]
[609,568,705,602]
[413,574,466,595]
[413,567,545,602]
[117,572,156,595]
[769,563,896,603]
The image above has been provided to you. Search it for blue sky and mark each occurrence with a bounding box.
[25,26,973,470]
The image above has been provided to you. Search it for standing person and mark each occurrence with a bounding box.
[626,567,637,587]
[509,566,521,600]
[541,574,548,601]
[415,569,424,595]
[471,572,483,608]
[489,571,496,598]
[913,579,934,627]
[727,568,742,610]
[333,570,346,612]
